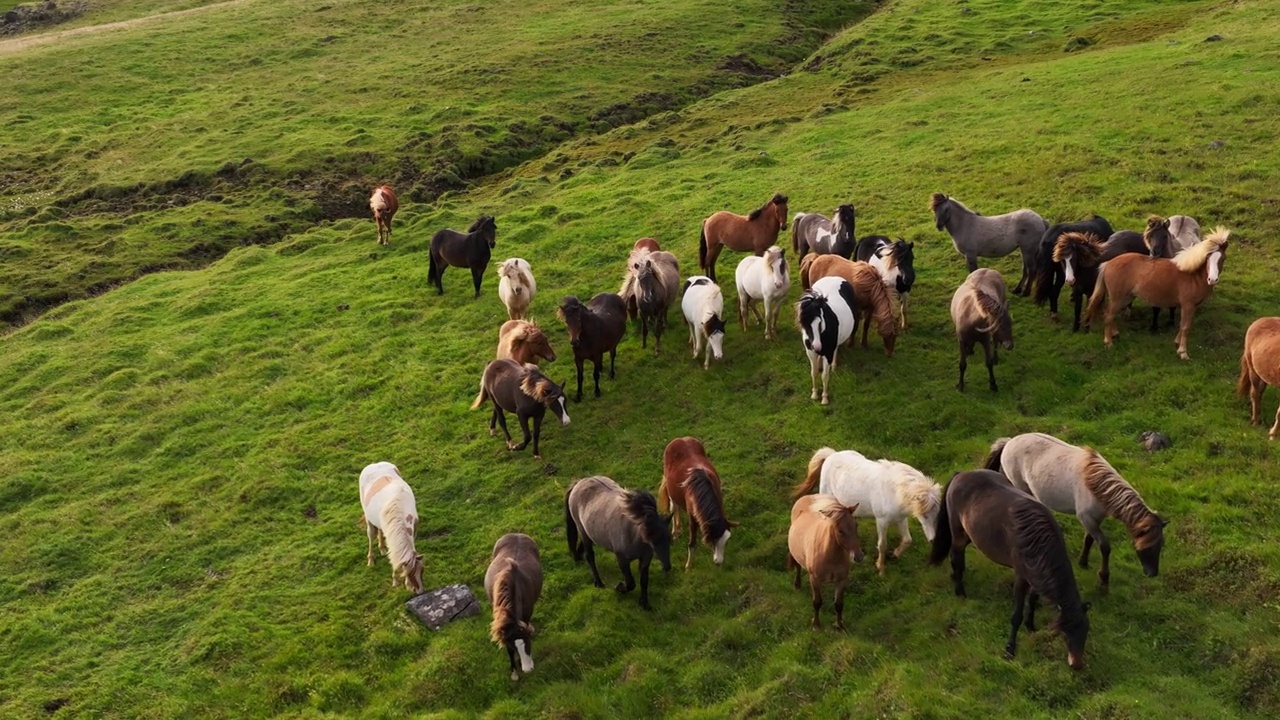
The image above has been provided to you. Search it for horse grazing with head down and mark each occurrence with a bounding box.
[797,276,857,405]
[369,185,398,245]
[930,469,1090,670]
[429,215,498,297]
[485,533,543,681]
[951,269,1014,392]
[496,320,556,365]
[930,193,1048,295]
[471,359,570,459]
[800,254,898,356]
[557,294,627,401]
[985,433,1167,590]
[1030,215,1113,317]
[1084,227,1230,360]
[565,476,673,610]
[1238,317,1280,439]
[792,204,856,261]
[787,494,864,630]
[680,276,727,369]
[358,462,424,594]
[854,235,916,330]
[496,258,537,320]
[795,447,940,576]
[699,193,789,283]
[659,437,738,570]
[735,245,791,340]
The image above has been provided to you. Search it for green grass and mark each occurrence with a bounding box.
[2,0,1280,717]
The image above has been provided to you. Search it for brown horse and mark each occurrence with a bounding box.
[484,533,543,681]
[951,269,1014,392]
[699,193,789,283]
[659,437,738,570]
[1084,228,1230,360]
[786,494,864,630]
[370,185,398,245]
[471,359,570,459]
[557,294,627,401]
[930,470,1090,669]
[619,249,680,352]
[800,254,899,356]
[1238,317,1280,439]
[496,320,556,365]
[633,237,662,253]
[429,215,497,297]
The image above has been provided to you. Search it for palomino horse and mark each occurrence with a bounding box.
[854,235,916,330]
[1030,215,1113,318]
[1036,230,1149,332]
[429,215,498,297]
[471,359,570,459]
[986,433,1167,589]
[930,469,1090,669]
[1238,317,1280,439]
[699,193,789,283]
[800,254,898,356]
[557,294,627,401]
[496,258,537,320]
[795,447,940,575]
[950,269,1014,392]
[565,476,673,610]
[797,276,857,405]
[735,245,791,340]
[358,462,424,594]
[786,494,864,630]
[1084,227,1230,360]
[930,193,1048,295]
[792,204,856,261]
[659,437,738,569]
[485,533,543,681]
[369,185,398,245]
[496,320,556,365]
[680,276,727,369]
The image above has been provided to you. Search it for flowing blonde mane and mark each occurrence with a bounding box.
[379,491,418,571]
[519,365,556,402]
[885,461,940,518]
[1173,227,1230,272]
[488,560,523,645]
[969,285,1006,333]
[1080,448,1159,546]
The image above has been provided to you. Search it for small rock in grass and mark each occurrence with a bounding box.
[1208,140,1225,149]
[406,584,480,630]
[1204,34,1224,42]
[1140,431,1172,453]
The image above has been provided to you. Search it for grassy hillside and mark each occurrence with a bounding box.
[2,0,1280,717]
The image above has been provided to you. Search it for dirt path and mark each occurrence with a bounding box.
[0,0,250,56]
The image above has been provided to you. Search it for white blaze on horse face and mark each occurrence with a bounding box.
[515,639,534,673]
[1206,251,1222,285]
[708,331,724,360]
[1063,254,1076,286]
[807,317,823,353]
[557,396,570,425]
[713,530,731,565]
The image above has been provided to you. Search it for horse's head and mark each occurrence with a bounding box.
[895,240,917,292]
[704,314,726,361]
[636,259,658,304]
[826,502,864,563]
[765,247,789,290]
[1144,215,1171,257]
[400,552,425,595]
[772,193,790,230]
[547,379,570,426]
[1205,230,1229,285]
[530,327,557,363]
[1053,602,1090,670]
[995,307,1014,351]
[834,204,856,238]
[557,297,585,348]
[797,293,829,354]
[1132,515,1169,577]
[471,215,498,248]
[500,620,535,679]
[930,193,951,231]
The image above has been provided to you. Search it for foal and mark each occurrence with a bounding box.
[660,437,738,569]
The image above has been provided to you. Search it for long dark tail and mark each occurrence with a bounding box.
[698,224,708,270]
[983,438,1009,472]
[791,214,802,256]
[428,248,440,285]
[564,485,582,561]
[928,479,953,565]
[1032,239,1056,307]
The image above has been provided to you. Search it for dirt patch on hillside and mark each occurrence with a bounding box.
[1,1,87,36]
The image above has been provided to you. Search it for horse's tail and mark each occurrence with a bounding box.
[1032,236,1056,307]
[983,437,1009,472]
[564,485,583,562]
[428,245,440,285]
[793,447,834,499]
[928,478,953,565]
[657,480,670,515]
[698,222,708,270]
[1082,262,1109,329]
[470,378,489,410]
[1238,347,1254,396]
[791,214,803,255]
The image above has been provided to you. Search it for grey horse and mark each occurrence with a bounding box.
[564,476,673,610]
[931,193,1048,295]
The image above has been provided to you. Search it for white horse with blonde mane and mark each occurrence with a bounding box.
[497,258,537,320]
[735,245,790,339]
[359,461,424,594]
[793,447,941,575]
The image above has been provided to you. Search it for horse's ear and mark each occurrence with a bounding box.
[846,503,860,514]
[1159,516,1170,528]
[728,520,740,528]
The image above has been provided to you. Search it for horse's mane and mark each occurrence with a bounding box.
[519,365,558,402]
[1173,227,1230,272]
[468,215,494,233]
[929,193,949,212]
[858,266,898,336]
[489,560,525,645]
[884,461,940,519]
[834,205,855,237]
[556,296,583,324]
[796,291,829,328]
[1011,500,1083,615]
[748,193,788,221]
[684,469,730,544]
[762,246,787,275]
[809,496,858,552]
[969,285,1007,333]
[379,490,418,573]
[623,490,667,546]
[1052,232,1104,265]
[1080,448,1160,547]
[500,259,533,286]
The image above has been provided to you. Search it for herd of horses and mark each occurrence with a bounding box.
[362,184,1278,679]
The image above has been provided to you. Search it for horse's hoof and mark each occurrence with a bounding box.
[989,384,998,392]
[956,384,965,392]
[593,580,605,589]
[640,601,653,611]
[614,582,630,594]
[810,391,818,400]
[1178,353,1190,361]
[1004,648,1016,661]
[811,623,821,631]
[821,397,829,406]
[533,454,542,461]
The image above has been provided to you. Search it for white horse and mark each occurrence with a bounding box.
[735,245,790,339]
[794,447,940,574]
[497,258,537,320]
[680,276,726,369]
[796,276,856,405]
[359,461,424,594]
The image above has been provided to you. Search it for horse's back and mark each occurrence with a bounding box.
[487,533,543,603]
[947,470,1029,567]
[819,450,880,514]
[1103,230,1147,259]
[359,461,403,519]
[999,433,1092,513]
[1244,318,1280,379]
[788,494,846,571]
[568,476,637,553]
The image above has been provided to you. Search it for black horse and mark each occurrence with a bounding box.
[1044,230,1149,331]
[470,358,569,460]
[428,215,497,297]
[557,294,627,401]
[1032,215,1113,318]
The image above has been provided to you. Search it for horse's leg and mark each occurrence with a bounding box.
[640,313,649,349]
[950,541,967,597]
[1149,307,1160,334]
[1079,532,1094,569]
[1071,288,1084,333]
[900,292,909,331]
[982,337,998,392]
[1269,392,1280,440]
[821,356,833,405]
[809,351,821,401]
[1103,297,1119,346]
[689,321,699,356]
[655,311,665,354]
[738,295,749,332]
[488,404,499,437]
[510,413,532,452]
[530,413,543,460]
[1025,593,1040,632]
[435,263,446,295]
[808,571,823,629]
[705,243,723,284]
[574,357,585,403]
[893,517,912,558]
[615,554,636,595]
[592,357,603,398]
[1005,576,1029,660]
[495,408,513,446]
[366,521,378,566]
[471,265,484,298]
[965,253,979,273]
[1175,303,1195,360]
[875,517,889,576]
[762,295,773,339]
[1249,377,1264,425]
[638,553,653,611]
[956,338,969,392]
[1168,306,1179,329]
[583,539,605,588]
[833,580,847,632]
[609,347,617,380]
[685,515,699,571]
[750,298,765,328]
[787,553,802,589]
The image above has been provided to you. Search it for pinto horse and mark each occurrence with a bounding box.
[787,494,864,630]
[358,462,424,594]
[797,276,857,405]
[369,185,398,245]
[485,533,543,681]
[429,215,497,297]
[659,437,738,570]
[792,204,856,261]
[930,469,1090,669]
[699,193,789,283]
[854,235,915,330]
[1238,317,1280,439]
[557,294,627,401]
[801,254,898,356]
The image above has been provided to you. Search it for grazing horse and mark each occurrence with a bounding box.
[699,193,789,283]
[1041,231,1150,332]
[496,320,556,365]
[786,494,864,630]
[496,258,537,320]
[565,476,673,610]
[428,215,498,297]
[792,204,856,261]
[800,254,898,356]
[1084,228,1230,360]
[854,235,916,330]
[680,276,727,369]
[485,533,543,681]
[557,294,627,401]
[1030,215,1113,318]
[633,251,681,352]
[471,359,570,459]
[369,185,398,245]
[735,245,791,340]
[930,193,1048,295]
[929,470,1090,669]
[659,437,738,569]
[797,276,857,405]
[358,462,424,594]
[794,447,940,576]
[1238,317,1280,439]
[985,433,1167,589]
[951,269,1014,392]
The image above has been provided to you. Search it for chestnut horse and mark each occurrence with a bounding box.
[1084,228,1230,360]
[699,193,789,283]
[786,494,864,630]
[800,254,898,356]
[369,185,398,245]
[659,437,738,570]
[496,320,556,365]
[1238,317,1280,439]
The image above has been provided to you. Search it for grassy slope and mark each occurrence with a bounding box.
[2,0,1280,717]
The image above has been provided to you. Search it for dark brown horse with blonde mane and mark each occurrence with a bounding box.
[801,254,899,356]
[484,533,543,681]
[1238,317,1280,440]
[471,359,570,459]
[369,185,398,245]
[787,494,864,630]
[659,437,738,570]
[699,193,789,283]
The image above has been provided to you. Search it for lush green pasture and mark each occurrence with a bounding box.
[2,0,1280,717]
